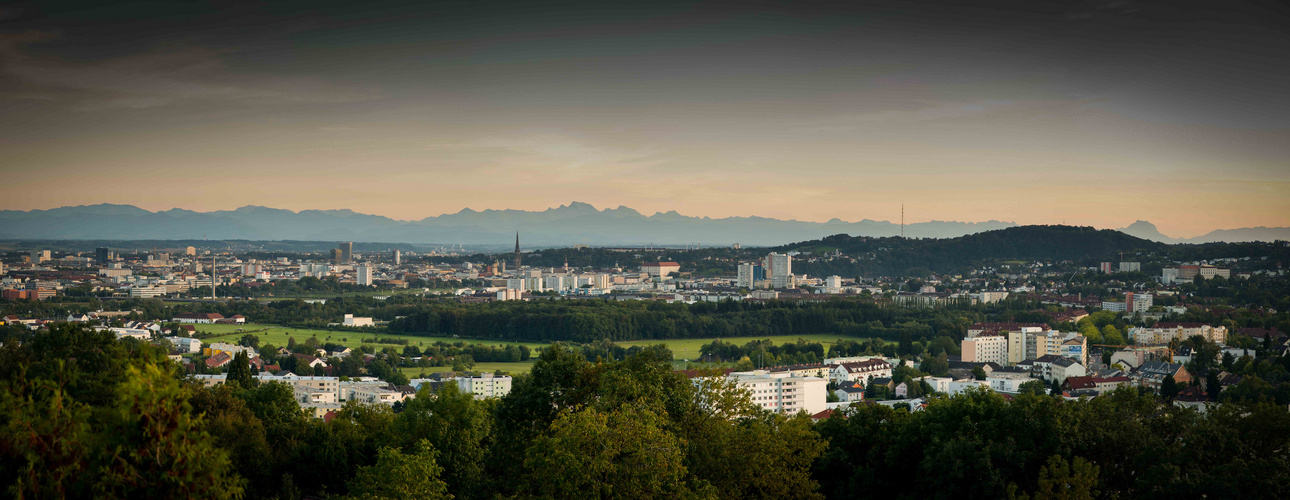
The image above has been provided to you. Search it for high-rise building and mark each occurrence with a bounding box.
[962,334,1008,366]
[392,249,401,266]
[736,263,766,288]
[331,248,343,264]
[764,253,792,288]
[356,264,374,286]
[737,263,755,288]
[30,250,50,263]
[339,242,353,263]
[95,247,111,265]
[185,246,197,256]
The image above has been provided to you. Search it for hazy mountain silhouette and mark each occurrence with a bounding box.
[0,202,1281,247]
[1115,220,1290,244]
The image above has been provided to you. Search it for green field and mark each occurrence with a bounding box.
[201,324,878,375]
[198,323,548,350]
[618,333,877,362]
[400,360,538,377]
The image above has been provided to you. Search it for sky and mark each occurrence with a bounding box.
[1,0,1288,238]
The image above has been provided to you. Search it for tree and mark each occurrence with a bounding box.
[919,352,950,378]
[1101,325,1124,345]
[95,364,245,499]
[972,366,987,381]
[391,385,491,497]
[1079,322,1102,344]
[1160,374,1179,399]
[346,439,451,500]
[227,351,254,389]
[1206,369,1222,401]
[1010,455,1100,500]
[520,406,702,499]
[0,372,93,498]
[1018,380,1048,396]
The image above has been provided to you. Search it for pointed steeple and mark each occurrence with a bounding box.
[514,232,522,269]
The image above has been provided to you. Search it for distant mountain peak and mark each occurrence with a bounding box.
[1117,220,1176,243]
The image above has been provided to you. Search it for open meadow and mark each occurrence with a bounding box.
[197,323,547,350]
[199,324,880,375]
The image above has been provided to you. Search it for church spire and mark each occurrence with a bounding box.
[514,232,521,269]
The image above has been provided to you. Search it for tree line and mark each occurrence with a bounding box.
[4,324,1289,499]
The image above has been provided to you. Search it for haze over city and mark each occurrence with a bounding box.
[3,0,1289,239]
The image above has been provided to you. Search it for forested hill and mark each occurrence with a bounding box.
[780,225,1169,276]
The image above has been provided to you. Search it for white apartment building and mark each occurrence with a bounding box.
[1130,323,1227,346]
[165,336,203,354]
[299,263,331,278]
[129,286,166,298]
[356,264,374,286]
[736,263,757,289]
[343,314,374,327]
[110,327,151,340]
[975,291,1010,304]
[345,384,407,405]
[830,359,894,385]
[543,275,570,291]
[262,374,341,393]
[730,370,827,415]
[294,384,339,405]
[457,373,513,399]
[1030,356,1087,385]
[961,334,1008,365]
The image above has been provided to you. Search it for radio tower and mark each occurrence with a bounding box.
[901,204,905,239]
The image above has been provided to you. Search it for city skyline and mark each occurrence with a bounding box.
[2,1,1288,239]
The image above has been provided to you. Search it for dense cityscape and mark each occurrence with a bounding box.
[2,225,1289,498]
[4,0,1289,498]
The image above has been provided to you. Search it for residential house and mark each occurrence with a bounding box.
[1130,361,1192,393]
[833,381,866,402]
[206,352,232,369]
[1031,355,1086,385]
[173,312,225,324]
[830,359,894,386]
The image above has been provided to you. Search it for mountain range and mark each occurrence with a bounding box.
[0,203,1283,248]
[1115,220,1290,244]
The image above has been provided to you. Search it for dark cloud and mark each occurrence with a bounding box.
[0,1,1286,232]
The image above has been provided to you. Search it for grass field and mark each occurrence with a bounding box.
[198,323,548,350]
[618,333,879,362]
[201,324,879,375]
[400,360,538,377]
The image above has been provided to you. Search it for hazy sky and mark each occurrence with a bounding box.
[2,0,1287,238]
